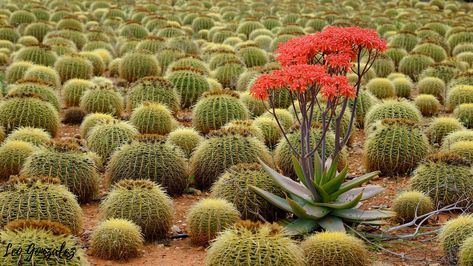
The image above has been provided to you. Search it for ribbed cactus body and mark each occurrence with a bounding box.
[80,84,124,116]
[55,55,94,82]
[127,77,180,113]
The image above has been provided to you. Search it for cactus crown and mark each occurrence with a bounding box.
[170,66,205,75]
[131,76,175,88]
[49,139,81,152]
[115,179,155,190]
[207,128,254,138]
[135,133,167,143]
[6,91,46,101]
[7,175,61,186]
[201,88,240,99]
[5,219,71,236]
[15,78,55,87]
[425,151,470,166]
[381,118,418,126]
[234,220,283,236]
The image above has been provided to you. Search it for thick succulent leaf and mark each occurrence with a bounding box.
[331,171,380,198]
[318,215,346,232]
[331,208,396,221]
[337,185,384,202]
[313,192,363,209]
[249,186,293,213]
[313,152,323,185]
[322,156,338,184]
[281,218,320,236]
[287,197,312,219]
[313,181,331,203]
[322,166,348,194]
[302,203,330,219]
[292,155,309,187]
[258,158,314,202]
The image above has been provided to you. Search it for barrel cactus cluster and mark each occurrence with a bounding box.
[0,0,469,264]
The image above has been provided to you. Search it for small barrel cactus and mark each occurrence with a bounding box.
[449,141,473,163]
[127,76,181,113]
[447,85,473,111]
[168,68,210,108]
[63,79,94,107]
[193,89,249,133]
[442,130,473,149]
[454,103,473,128]
[364,119,429,176]
[23,65,61,87]
[212,61,246,89]
[301,231,369,266]
[100,179,173,240]
[186,198,240,245]
[80,83,124,117]
[211,163,286,222]
[191,128,273,189]
[417,77,446,103]
[86,120,138,161]
[106,135,188,195]
[54,54,94,82]
[5,127,51,146]
[261,108,294,130]
[21,140,100,203]
[0,92,60,136]
[366,78,396,99]
[119,51,160,83]
[5,61,33,84]
[8,80,60,111]
[0,220,88,265]
[166,127,204,158]
[0,176,82,234]
[425,117,465,145]
[392,190,433,222]
[80,112,115,138]
[14,44,57,66]
[253,117,282,148]
[372,54,395,77]
[414,94,440,117]
[364,99,422,130]
[90,218,144,260]
[439,215,473,265]
[459,235,473,266]
[240,91,268,117]
[130,102,176,135]
[222,120,264,142]
[410,152,473,207]
[392,77,414,98]
[0,140,35,180]
[205,221,305,266]
[399,53,435,81]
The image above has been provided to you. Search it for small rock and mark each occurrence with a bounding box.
[172,225,183,234]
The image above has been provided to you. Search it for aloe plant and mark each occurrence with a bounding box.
[249,27,394,234]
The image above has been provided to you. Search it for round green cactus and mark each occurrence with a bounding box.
[5,61,33,84]
[449,141,473,163]
[417,77,445,103]
[439,215,473,265]
[166,57,210,77]
[414,94,440,117]
[86,120,138,161]
[453,43,473,56]
[106,135,188,195]
[8,80,60,111]
[261,108,294,130]
[21,141,100,203]
[454,104,473,128]
[62,79,94,107]
[0,176,82,234]
[448,32,473,51]
[213,61,246,90]
[167,68,210,108]
[57,17,84,32]
[120,22,148,39]
[412,42,447,62]
[127,76,181,113]
[0,92,60,136]
[5,127,51,146]
[390,31,418,52]
[222,120,264,142]
[364,119,429,176]
[410,152,473,207]
[136,36,166,54]
[193,89,249,134]
[79,112,115,138]
[364,99,422,130]
[392,77,414,98]
[420,62,459,84]
[14,44,57,67]
[447,85,473,111]
[100,179,173,240]
[23,65,61,87]
[0,140,35,180]
[442,130,473,149]
[392,190,433,222]
[238,46,268,67]
[24,22,50,42]
[211,163,286,222]
[240,90,268,116]
[366,78,396,99]
[385,46,408,67]
[54,54,94,83]
[80,51,105,76]
[166,127,204,158]
[192,16,215,32]
[206,221,305,266]
[186,198,240,245]
[191,128,272,189]
[301,231,369,266]
[0,26,20,43]
[459,234,473,266]
[130,102,176,135]
[119,51,160,83]
[156,48,185,75]
[457,52,473,67]
[253,116,282,148]
[399,53,435,81]
[9,10,36,26]
[0,220,88,265]
[80,84,124,116]
[425,117,465,145]
[90,218,144,260]
[372,54,395,77]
